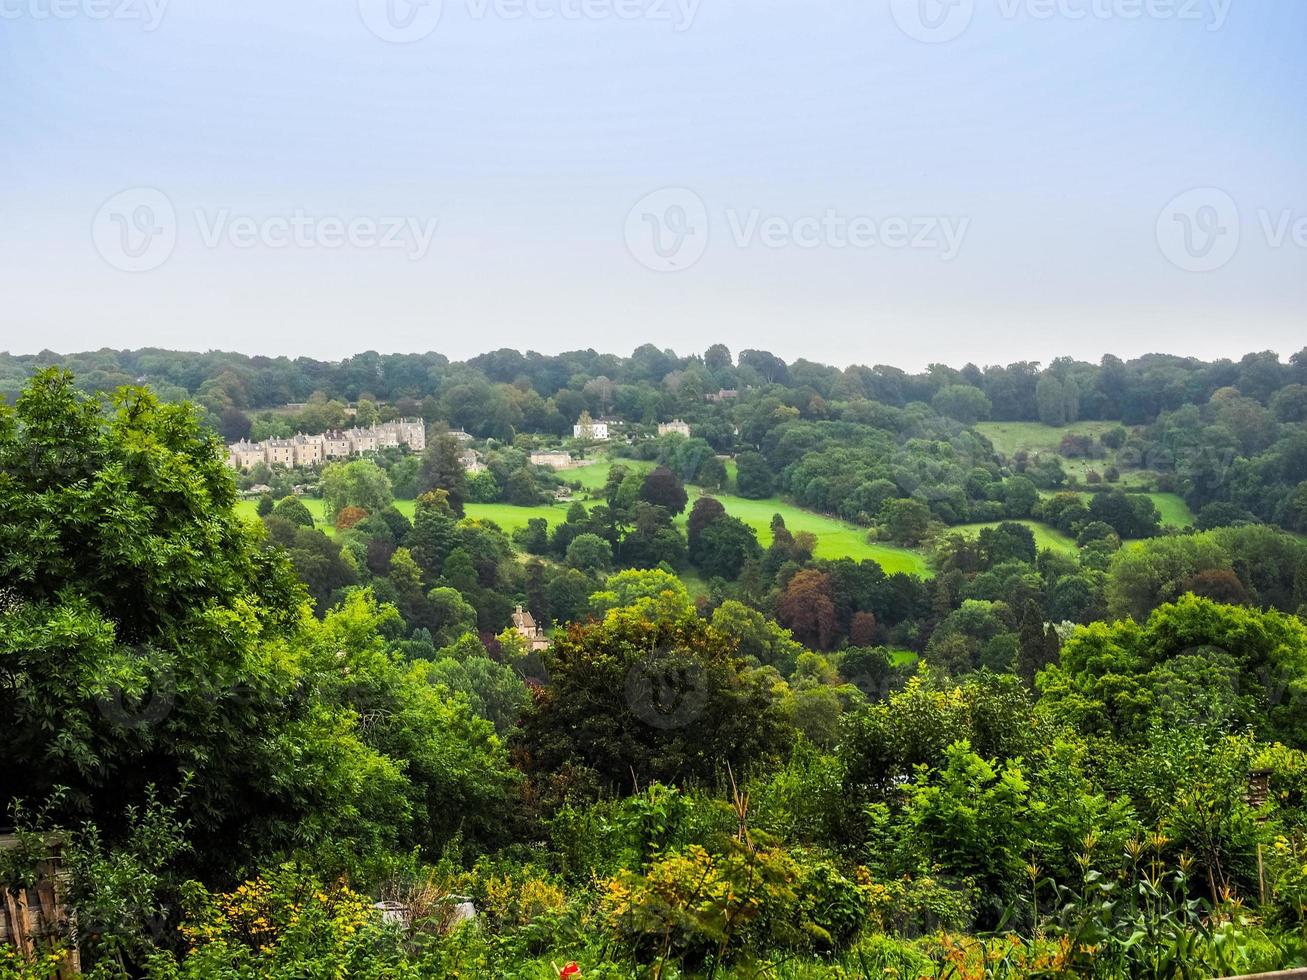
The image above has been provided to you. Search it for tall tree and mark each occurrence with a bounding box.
[417,434,468,516]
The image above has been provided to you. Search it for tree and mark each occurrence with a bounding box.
[219,407,251,443]
[514,607,795,798]
[1015,600,1056,686]
[416,434,468,517]
[977,522,1036,567]
[1041,595,1307,747]
[1002,476,1039,519]
[0,371,513,881]
[694,455,728,492]
[321,459,393,522]
[777,570,839,650]
[567,533,613,573]
[272,495,315,528]
[694,515,761,581]
[881,498,933,545]
[931,385,992,425]
[640,466,688,515]
[512,517,550,555]
[1089,489,1159,540]
[466,469,500,503]
[734,452,775,499]
[704,343,733,373]
[426,586,480,647]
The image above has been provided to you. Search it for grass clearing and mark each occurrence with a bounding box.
[235,474,934,578]
[464,501,577,534]
[1037,489,1195,528]
[948,520,1080,555]
[975,420,1123,456]
[684,489,931,577]
[566,458,655,490]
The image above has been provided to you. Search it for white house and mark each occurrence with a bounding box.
[658,419,691,437]
[573,419,609,441]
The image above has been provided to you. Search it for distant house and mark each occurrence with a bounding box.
[322,430,353,459]
[225,419,428,470]
[265,438,295,467]
[554,486,573,501]
[530,451,576,470]
[291,433,323,467]
[459,450,486,474]
[228,440,265,470]
[657,419,691,437]
[512,605,550,652]
[705,389,738,403]
[446,428,474,443]
[573,418,610,441]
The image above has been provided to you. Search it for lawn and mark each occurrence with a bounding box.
[237,488,931,576]
[1036,489,1195,528]
[974,420,1123,457]
[566,458,655,491]
[1148,492,1195,528]
[236,496,573,538]
[948,520,1080,555]
[683,489,931,576]
[464,501,576,534]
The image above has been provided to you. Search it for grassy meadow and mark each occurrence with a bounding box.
[948,520,1080,555]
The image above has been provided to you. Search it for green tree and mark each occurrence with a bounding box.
[567,532,614,573]
[931,384,992,425]
[639,466,689,515]
[694,515,760,580]
[734,452,775,499]
[272,495,315,527]
[514,607,795,798]
[321,459,393,522]
[417,434,469,516]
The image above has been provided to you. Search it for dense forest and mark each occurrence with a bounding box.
[4,345,1307,978]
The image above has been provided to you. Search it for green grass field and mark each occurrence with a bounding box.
[1148,492,1195,527]
[237,496,575,537]
[976,420,1147,485]
[948,520,1080,555]
[237,485,932,577]
[683,489,931,576]
[974,420,1123,456]
[464,501,576,533]
[1036,489,1194,529]
[566,458,655,491]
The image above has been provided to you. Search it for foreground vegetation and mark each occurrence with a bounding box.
[5,349,1307,979]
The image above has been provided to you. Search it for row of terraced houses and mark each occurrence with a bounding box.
[226,419,426,470]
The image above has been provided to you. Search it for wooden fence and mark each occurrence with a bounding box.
[0,834,80,977]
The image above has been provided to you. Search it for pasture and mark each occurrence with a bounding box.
[947,519,1080,556]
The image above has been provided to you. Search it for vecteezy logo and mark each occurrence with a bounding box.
[1156,187,1240,273]
[358,0,442,42]
[890,0,975,43]
[625,648,708,730]
[92,187,177,272]
[624,187,709,272]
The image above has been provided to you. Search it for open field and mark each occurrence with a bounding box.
[464,501,575,534]
[1148,492,1195,527]
[1037,489,1195,528]
[565,458,655,491]
[948,520,1080,555]
[237,486,932,577]
[684,489,931,576]
[975,420,1174,490]
[975,420,1124,456]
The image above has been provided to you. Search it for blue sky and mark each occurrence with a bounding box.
[1,0,1303,368]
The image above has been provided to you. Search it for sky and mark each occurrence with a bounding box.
[0,0,1304,371]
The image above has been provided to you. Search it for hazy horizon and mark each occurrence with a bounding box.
[2,339,1301,376]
